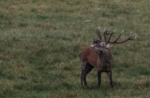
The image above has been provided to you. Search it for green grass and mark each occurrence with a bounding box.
[0,0,150,98]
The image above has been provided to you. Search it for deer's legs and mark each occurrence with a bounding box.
[107,71,113,88]
[97,70,102,88]
[84,63,94,85]
[81,62,94,86]
[81,62,87,86]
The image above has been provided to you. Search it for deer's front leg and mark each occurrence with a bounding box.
[97,70,101,88]
[107,71,113,88]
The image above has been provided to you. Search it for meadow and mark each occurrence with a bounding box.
[0,0,150,98]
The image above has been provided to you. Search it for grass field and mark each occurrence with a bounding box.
[0,0,150,98]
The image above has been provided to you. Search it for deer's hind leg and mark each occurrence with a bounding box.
[81,62,93,86]
[84,63,94,85]
[81,62,87,86]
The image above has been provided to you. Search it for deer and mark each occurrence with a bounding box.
[79,27,137,88]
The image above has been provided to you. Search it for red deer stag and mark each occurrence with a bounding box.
[79,27,137,88]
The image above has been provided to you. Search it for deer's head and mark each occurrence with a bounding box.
[92,27,137,55]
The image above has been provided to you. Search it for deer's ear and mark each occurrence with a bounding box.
[91,45,94,47]
[91,44,95,47]
[106,44,113,48]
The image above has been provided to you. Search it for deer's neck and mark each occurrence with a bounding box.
[98,49,110,63]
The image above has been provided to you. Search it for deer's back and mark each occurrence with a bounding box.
[79,47,99,67]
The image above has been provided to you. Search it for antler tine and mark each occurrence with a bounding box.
[112,30,124,43]
[106,29,110,34]
[106,30,116,44]
[129,33,137,40]
[102,27,107,42]
[96,27,102,41]
[103,27,106,32]
[134,35,137,39]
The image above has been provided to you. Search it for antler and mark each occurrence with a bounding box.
[102,27,107,42]
[96,27,102,41]
[107,31,137,44]
[96,27,137,44]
